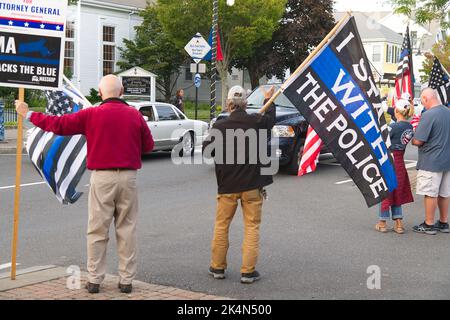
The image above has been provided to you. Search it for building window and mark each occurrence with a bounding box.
[102,26,116,76]
[185,66,192,81]
[64,21,75,77]
[386,45,391,63]
[372,45,381,63]
[411,31,417,50]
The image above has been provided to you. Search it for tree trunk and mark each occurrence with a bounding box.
[249,71,260,89]
[164,77,172,103]
[247,63,261,89]
[217,63,229,111]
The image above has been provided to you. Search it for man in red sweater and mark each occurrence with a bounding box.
[16,75,154,294]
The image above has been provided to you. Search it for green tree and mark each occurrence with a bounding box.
[156,0,286,106]
[420,36,450,82]
[233,0,335,88]
[117,7,186,102]
[391,0,450,28]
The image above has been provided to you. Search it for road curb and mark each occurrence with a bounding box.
[0,265,64,292]
[0,146,26,155]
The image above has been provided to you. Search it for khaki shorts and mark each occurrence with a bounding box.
[416,170,450,198]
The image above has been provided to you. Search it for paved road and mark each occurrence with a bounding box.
[0,145,449,299]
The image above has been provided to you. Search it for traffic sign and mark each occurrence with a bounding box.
[190,63,206,74]
[184,33,211,62]
[194,74,201,88]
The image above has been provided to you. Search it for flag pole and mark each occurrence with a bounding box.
[11,87,24,280]
[63,75,92,107]
[259,12,352,114]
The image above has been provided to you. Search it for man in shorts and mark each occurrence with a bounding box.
[412,88,450,235]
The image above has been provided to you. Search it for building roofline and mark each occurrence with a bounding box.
[80,0,146,13]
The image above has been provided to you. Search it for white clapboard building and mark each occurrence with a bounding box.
[66,0,149,95]
[68,0,251,103]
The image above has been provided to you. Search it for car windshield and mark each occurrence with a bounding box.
[246,85,295,109]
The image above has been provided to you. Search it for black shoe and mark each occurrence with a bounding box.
[433,221,450,233]
[241,271,261,284]
[85,282,100,294]
[208,267,225,279]
[118,283,133,294]
[413,222,437,235]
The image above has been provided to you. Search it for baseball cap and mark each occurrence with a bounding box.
[227,86,247,101]
[395,98,410,111]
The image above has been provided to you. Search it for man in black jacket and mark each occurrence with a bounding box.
[203,85,276,284]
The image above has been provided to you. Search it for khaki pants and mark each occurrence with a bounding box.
[87,169,138,285]
[211,189,263,274]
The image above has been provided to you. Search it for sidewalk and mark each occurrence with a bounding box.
[0,266,230,300]
[0,128,26,155]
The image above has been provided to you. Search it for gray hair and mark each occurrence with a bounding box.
[226,98,247,112]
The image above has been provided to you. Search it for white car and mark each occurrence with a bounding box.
[128,101,209,156]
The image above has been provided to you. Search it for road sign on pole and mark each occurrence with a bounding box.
[194,74,202,88]
[191,63,206,74]
[184,33,211,63]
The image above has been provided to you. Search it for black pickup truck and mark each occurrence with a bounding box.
[209,84,313,175]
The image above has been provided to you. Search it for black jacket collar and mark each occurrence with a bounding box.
[100,98,129,106]
[229,109,247,118]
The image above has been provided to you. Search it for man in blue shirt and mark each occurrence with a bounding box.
[412,88,450,235]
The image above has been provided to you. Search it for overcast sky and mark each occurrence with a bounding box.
[334,0,393,12]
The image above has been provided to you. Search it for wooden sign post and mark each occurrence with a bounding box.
[0,0,68,279]
[10,87,24,280]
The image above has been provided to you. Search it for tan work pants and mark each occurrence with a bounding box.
[87,169,138,285]
[211,188,263,274]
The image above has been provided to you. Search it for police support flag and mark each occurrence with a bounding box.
[429,57,450,106]
[282,15,397,207]
[26,77,91,204]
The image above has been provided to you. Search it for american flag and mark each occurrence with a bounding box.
[429,57,450,106]
[393,26,414,107]
[298,125,323,176]
[26,78,91,204]
[411,114,421,131]
[411,57,449,131]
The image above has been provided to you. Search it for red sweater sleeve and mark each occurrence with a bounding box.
[30,110,89,136]
[140,116,154,153]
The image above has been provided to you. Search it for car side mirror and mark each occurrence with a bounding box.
[143,116,149,122]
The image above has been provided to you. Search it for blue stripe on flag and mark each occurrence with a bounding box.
[0,55,59,65]
[311,46,397,192]
[400,49,410,59]
[42,136,64,186]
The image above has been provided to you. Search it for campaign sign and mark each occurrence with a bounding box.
[0,0,66,90]
[0,0,66,34]
[0,31,62,89]
[122,76,151,97]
